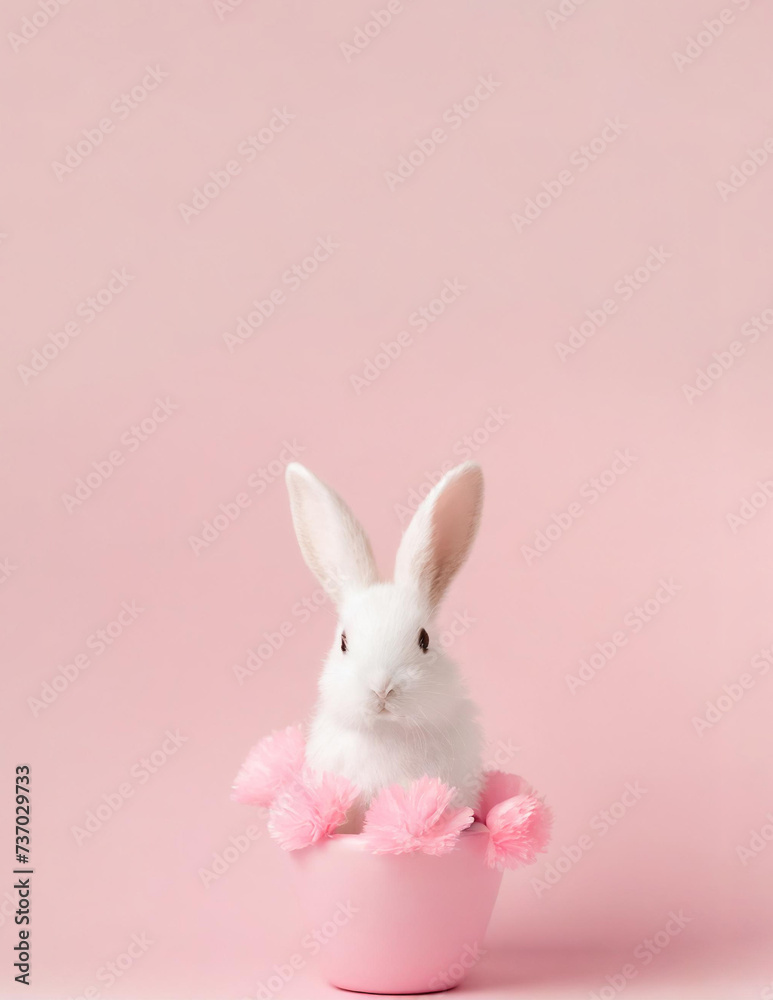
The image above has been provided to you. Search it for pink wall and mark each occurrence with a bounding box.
[2,0,772,996]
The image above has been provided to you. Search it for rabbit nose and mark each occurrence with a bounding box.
[374,686,395,704]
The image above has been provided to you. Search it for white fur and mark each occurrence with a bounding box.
[285,462,485,829]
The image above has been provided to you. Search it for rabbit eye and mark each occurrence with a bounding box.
[341,631,347,653]
[418,628,429,652]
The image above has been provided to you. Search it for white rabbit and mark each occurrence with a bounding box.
[285,461,484,830]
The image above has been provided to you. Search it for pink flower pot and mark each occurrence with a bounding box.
[289,823,503,994]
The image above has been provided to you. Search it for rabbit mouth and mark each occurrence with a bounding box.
[370,685,400,720]
[370,703,402,724]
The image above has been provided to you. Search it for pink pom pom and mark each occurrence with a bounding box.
[475,770,529,821]
[231,726,306,807]
[362,776,474,856]
[268,770,360,851]
[485,792,553,870]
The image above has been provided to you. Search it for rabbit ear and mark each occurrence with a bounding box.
[285,463,378,604]
[394,462,483,612]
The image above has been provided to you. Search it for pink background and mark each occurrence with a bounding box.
[2,0,772,997]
